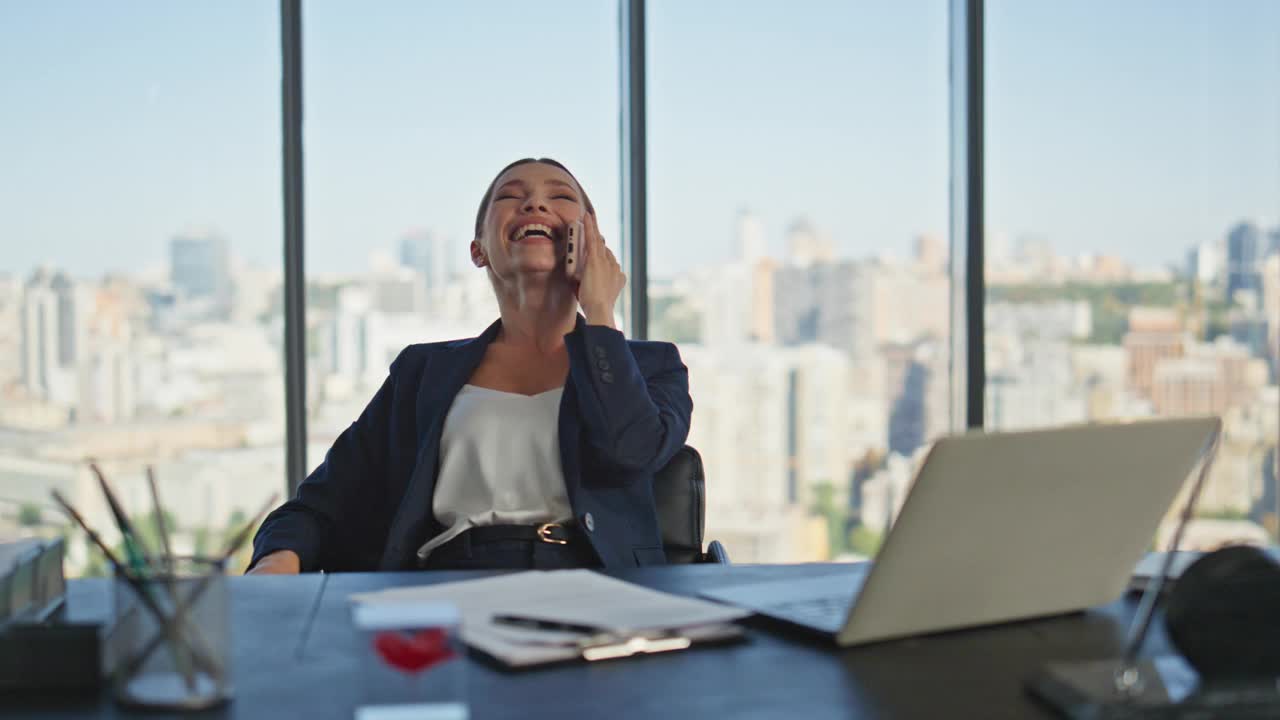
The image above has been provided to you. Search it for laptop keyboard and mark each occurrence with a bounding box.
[765,595,854,633]
[700,567,870,635]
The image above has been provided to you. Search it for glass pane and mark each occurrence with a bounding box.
[986,1,1280,549]
[0,3,283,575]
[648,2,951,562]
[302,5,619,462]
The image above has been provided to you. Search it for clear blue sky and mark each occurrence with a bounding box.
[1,1,1277,280]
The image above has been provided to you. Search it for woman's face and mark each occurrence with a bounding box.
[473,162,587,279]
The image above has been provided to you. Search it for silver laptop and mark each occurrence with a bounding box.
[701,417,1221,647]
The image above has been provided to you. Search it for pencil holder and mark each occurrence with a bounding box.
[111,556,231,710]
[350,601,467,720]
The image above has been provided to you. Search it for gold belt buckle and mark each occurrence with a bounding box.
[536,522,569,545]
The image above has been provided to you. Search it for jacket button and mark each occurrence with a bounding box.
[601,372,614,383]
[596,359,611,371]
[593,346,607,359]
[582,513,595,532]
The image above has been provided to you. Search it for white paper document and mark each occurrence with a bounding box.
[349,570,750,667]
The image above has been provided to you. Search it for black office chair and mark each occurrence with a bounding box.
[652,445,730,564]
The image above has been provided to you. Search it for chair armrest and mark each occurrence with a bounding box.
[703,540,731,564]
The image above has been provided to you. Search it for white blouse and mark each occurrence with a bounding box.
[416,384,572,561]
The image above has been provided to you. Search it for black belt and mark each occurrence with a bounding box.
[422,521,596,570]
[458,522,579,546]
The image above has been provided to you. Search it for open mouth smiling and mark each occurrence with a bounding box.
[510,223,557,244]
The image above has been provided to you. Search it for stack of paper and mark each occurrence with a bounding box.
[349,570,749,667]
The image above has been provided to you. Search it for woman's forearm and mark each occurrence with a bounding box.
[246,549,300,575]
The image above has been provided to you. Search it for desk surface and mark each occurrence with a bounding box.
[12,563,1168,719]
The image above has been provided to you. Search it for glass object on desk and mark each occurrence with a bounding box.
[351,601,467,720]
[110,556,231,710]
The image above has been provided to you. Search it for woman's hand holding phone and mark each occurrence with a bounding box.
[573,211,625,329]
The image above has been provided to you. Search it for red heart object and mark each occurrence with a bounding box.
[372,628,456,674]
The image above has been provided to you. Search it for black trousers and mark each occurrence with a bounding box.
[421,528,601,570]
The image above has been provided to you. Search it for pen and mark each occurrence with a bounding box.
[491,614,616,636]
[89,462,152,570]
[491,613,697,662]
[146,465,175,571]
[144,465,194,689]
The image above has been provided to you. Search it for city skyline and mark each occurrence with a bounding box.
[4,210,1273,288]
[3,202,1278,571]
[3,1,1280,572]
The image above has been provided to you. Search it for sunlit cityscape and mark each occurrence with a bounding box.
[2,0,1277,579]
[2,210,1277,573]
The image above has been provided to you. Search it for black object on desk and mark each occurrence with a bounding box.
[0,538,113,693]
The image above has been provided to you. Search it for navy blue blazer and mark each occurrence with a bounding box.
[250,316,693,571]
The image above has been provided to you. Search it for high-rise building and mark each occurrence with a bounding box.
[985,301,1092,430]
[783,345,855,506]
[751,259,777,344]
[81,282,138,423]
[1125,329,1186,401]
[1186,239,1225,286]
[0,274,20,389]
[700,262,754,346]
[692,212,774,346]
[986,345,1088,431]
[328,285,372,380]
[858,449,924,535]
[774,261,876,360]
[21,276,57,397]
[1150,357,1226,417]
[400,229,453,296]
[170,233,232,315]
[774,258,948,361]
[914,233,945,271]
[368,263,428,316]
[785,218,834,268]
[736,210,765,264]
[1263,254,1280,372]
[1226,221,1262,304]
[1229,308,1269,360]
[882,338,948,456]
[868,260,949,347]
[681,345,798,561]
[682,344,853,562]
[85,341,136,423]
[20,268,82,405]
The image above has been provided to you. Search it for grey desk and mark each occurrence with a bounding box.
[10,563,1166,719]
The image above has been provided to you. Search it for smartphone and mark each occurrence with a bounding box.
[565,219,585,281]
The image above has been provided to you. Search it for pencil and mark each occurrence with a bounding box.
[146,466,175,572]
[144,465,192,688]
[88,462,153,569]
